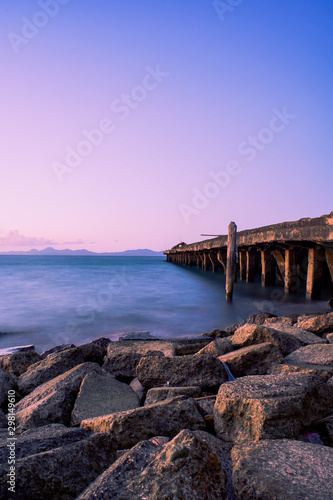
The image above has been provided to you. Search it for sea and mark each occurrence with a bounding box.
[0,255,331,354]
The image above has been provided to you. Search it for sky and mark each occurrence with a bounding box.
[0,0,332,252]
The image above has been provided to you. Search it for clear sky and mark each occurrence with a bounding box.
[1,0,332,252]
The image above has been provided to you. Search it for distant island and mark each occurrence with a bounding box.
[0,247,164,257]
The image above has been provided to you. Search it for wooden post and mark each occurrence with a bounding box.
[272,249,285,282]
[246,249,256,282]
[239,250,246,280]
[226,222,237,301]
[208,253,217,272]
[261,249,275,286]
[306,246,324,300]
[285,248,298,293]
[326,248,333,282]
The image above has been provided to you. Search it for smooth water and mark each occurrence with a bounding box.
[0,256,331,353]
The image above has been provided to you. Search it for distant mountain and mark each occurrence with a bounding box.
[0,247,164,257]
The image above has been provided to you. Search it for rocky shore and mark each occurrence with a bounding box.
[0,311,333,499]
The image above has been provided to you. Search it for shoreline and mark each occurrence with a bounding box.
[0,309,333,498]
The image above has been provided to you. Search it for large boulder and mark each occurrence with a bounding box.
[144,386,201,406]
[194,338,233,357]
[41,344,76,358]
[0,433,117,500]
[297,312,333,334]
[232,439,333,500]
[77,438,165,499]
[16,362,103,431]
[284,344,333,367]
[70,370,139,426]
[123,430,226,499]
[231,324,324,356]
[102,339,174,379]
[81,397,206,449]
[136,354,227,390]
[78,337,111,364]
[0,424,90,463]
[0,351,42,376]
[218,342,283,377]
[214,373,333,443]
[18,347,86,395]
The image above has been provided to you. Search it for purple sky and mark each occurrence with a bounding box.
[1,0,332,252]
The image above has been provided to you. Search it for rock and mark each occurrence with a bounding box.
[81,397,205,449]
[16,362,103,431]
[129,377,146,404]
[144,386,201,405]
[70,370,139,426]
[218,342,283,377]
[225,313,277,334]
[173,338,212,355]
[102,340,174,379]
[327,333,333,344]
[193,430,235,500]
[297,312,333,334]
[194,338,233,357]
[0,369,16,408]
[265,321,327,346]
[77,438,164,499]
[284,344,333,367]
[0,423,90,463]
[214,373,333,443]
[0,433,117,500]
[195,395,216,418]
[269,362,333,381]
[41,344,76,358]
[202,329,230,338]
[18,347,86,395]
[0,345,36,355]
[136,354,227,390]
[123,429,227,499]
[0,351,42,377]
[231,324,323,356]
[78,337,111,364]
[232,439,333,500]
[328,298,333,308]
[0,410,6,428]
[102,350,161,379]
[264,315,294,326]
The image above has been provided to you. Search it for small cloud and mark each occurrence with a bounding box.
[0,230,58,247]
[63,239,86,245]
[114,239,119,242]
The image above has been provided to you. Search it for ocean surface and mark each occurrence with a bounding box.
[0,255,331,353]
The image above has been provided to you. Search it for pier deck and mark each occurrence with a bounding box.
[164,212,333,301]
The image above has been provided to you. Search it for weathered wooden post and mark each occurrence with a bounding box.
[261,249,275,286]
[246,249,256,282]
[239,250,246,280]
[285,247,298,293]
[326,248,333,281]
[306,246,324,300]
[226,221,237,301]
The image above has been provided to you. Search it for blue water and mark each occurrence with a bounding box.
[0,256,331,353]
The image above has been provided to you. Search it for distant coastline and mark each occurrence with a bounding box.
[0,247,164,257]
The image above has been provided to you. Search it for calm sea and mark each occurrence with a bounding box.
[0,255,330,353]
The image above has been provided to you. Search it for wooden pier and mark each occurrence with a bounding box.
[164,212,333,301]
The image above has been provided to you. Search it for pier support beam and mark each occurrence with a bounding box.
[239,250,247,281]
[306,246,324,300]
[284,248,298,294]
[272,249,285,282]
[261,249,275,286]
[226,221,237,301]
[246,250,256,282]
[326,248,333,282]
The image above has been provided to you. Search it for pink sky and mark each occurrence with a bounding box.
[1,1,332,252]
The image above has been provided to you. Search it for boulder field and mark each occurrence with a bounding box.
[0,312,333,499]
